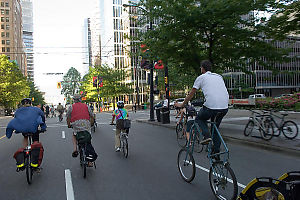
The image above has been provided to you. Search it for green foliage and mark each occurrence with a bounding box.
[137,0,293,74]
[61,67,81,100]
[256,93,300,110]
[81,65,133,103]
[0,55,30,108]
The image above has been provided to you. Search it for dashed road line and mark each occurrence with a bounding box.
[65,169,75,200]
[62,131,65,139]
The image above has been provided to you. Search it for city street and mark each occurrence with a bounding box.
[0,109,300,200]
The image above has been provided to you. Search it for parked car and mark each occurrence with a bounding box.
[248,94,266,99]
[170,98,185,109]
[4,108,14,116]
[191,99,204,107]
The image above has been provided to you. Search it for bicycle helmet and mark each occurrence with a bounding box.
[117,101,124,108]
[21,98,32,105]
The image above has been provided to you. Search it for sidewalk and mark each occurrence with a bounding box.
[136,109,300,156]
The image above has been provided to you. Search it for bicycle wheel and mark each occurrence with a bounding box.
[177,148,195,183]
[261,120,274,141]
[80,147,87,178]
[282,120,298,139]
[25,156,33,184]
[122,137,128,158]
[244,120,254,136]
[209,162,238,200]
[193,129,204,153]
[176,122,187,147]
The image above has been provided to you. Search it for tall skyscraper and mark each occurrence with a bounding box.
[0,0,26,75]
[21,0,34,80]
[82,18,92,73]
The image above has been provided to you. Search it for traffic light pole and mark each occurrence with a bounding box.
[149,20,155,121]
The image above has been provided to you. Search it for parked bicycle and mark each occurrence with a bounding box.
[177,113,238,200]
[244,110,274,141]
[176,106,203,153]
[264,110,299,140]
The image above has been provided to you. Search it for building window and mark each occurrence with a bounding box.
[6,39,9,45]
[5,9,8,15]
[2,47,5,52]
[5,2,8,7]
[6,47,9,52]
[1,39,4,44]
[5,24,9,30]
[1,9,4,15]
[5,17,8,22]
[0,2,4,7]
[1,24,3,29]
[1,32,4,37]
[6,32,8,37]
[1,17,4,22]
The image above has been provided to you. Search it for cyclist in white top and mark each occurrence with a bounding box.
[175,60,229,155]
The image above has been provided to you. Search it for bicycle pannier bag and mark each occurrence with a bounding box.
[13,147,25,168]
[31,141,44,167]
[76,131,91,144]
[116,119,131,129]
[85,143,98,162]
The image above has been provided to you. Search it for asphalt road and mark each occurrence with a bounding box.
[0,110,300,200]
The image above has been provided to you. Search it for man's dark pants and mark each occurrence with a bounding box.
[195,106,228,152]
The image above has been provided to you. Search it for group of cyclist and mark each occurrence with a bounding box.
[5,59,227,172]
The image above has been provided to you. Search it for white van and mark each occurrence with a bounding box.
[248,94,266,99]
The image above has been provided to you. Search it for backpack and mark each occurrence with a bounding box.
[76,131,92,144]
[13,147,25,168]
[85,143,98,162]
[31,142,44,167]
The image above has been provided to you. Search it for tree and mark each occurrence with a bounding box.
[0,55,30,108]
[61,67,81,103]
[138,0,292,74]
[81,65,133,109]
[28,80,45,106]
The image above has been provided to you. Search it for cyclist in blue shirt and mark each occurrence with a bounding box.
[6,98,46,147]
[111,101,129,152]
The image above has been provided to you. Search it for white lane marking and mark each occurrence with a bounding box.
[62,131,65,139]
[65,169,75,200]
[193,163,246,189]
[113,129,116,131]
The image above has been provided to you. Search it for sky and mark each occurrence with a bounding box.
[32,0,95,105]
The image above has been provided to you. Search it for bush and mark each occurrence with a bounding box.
[256,93,300,110]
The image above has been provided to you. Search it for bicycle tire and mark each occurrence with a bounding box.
[176,122,187,147]
[80,147,87,178]
[25,156,33,184]
[122,137,128,158]
[209,162,238,200]
[282,120,298,139]
[192,129,204,153]
[261,119,274,141]
[177,148,195,183]
[244,120,254,136]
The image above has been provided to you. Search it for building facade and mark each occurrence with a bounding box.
[82,18,92,74]
[20,0,33,80]
[90,0,149,104]
[223,36,300,98]
[0,0,26,75]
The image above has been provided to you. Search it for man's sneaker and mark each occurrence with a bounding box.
[200,137,212,145]
[115,147,120,152]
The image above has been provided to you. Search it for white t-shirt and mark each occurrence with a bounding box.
[193,71,229,109]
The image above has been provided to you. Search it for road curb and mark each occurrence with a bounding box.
[136,119,300,156]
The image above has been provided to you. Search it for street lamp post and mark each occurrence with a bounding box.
[123,3,155,121]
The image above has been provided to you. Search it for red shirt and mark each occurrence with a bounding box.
[70,102,90,123]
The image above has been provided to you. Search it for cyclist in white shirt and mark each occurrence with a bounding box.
[175,60,229,155]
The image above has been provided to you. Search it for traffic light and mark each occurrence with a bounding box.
[57,82,61,89]
[93,76,98,87]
